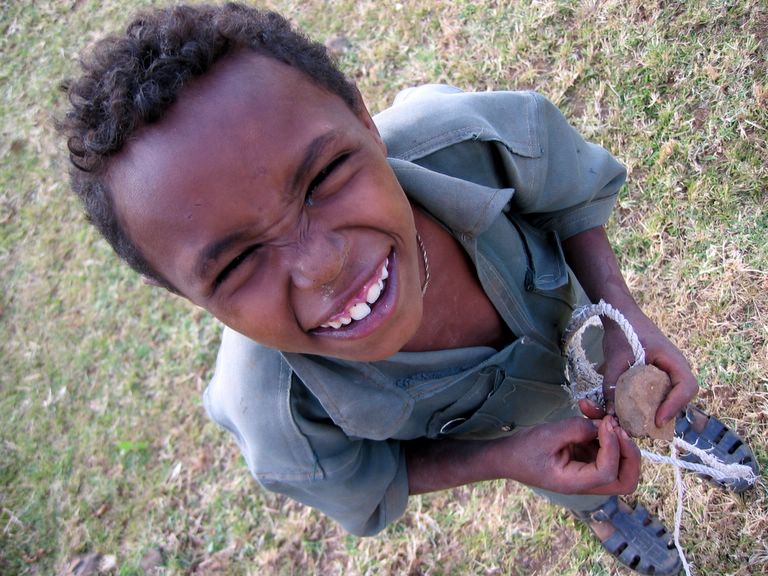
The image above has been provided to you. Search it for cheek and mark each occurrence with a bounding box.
[216,300,295,346]
[209,273,290,337]
[343,171,412,224]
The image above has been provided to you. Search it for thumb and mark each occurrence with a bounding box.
[554,417,600,445]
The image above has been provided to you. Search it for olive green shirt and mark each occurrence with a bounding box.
[204,85,626,536]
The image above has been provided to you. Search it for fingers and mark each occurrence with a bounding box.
[578,398,606,419]
[555,417,600,445]
[656,380,697,426]
[652,355,699,427]
[615,425,641,492]
[594,416,620,473]
[561,416,640,495]
[586,418,640,495]
[595,416,639,493]
[518,418,640,497]
[600,312,699,426]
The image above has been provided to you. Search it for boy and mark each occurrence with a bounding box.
[59,4,757,574]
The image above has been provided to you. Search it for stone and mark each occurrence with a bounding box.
[615,364,675,441]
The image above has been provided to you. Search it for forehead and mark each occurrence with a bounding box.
[106,51,360,288]
[108,50,351,202]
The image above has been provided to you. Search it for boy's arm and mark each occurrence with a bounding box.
[562,226,698,425]
[405,416,640,495]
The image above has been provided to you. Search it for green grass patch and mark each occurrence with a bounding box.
[2,0,766,574]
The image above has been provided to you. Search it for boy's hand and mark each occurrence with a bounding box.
[580,313,698,428]
[406,416,640,496]
[502,416,641,495]
[562,226,698,429]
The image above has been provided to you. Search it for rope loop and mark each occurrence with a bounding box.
[563,300,645,405]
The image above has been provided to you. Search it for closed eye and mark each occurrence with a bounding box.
[215,245,259,287]
[305,153,349,205]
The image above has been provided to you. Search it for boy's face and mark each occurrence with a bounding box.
[107,51,425,361]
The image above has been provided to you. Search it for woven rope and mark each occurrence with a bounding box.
[671,442,692,576]
[641,439,757,483]
[564,300,757,576]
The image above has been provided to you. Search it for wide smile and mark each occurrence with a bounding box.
[311,251,397,338]
[319,258,389,328]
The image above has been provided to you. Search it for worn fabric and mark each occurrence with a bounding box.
[204,85,627,536]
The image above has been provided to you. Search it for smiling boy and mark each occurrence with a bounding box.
[108,52,425,360]
[59,4,757,575]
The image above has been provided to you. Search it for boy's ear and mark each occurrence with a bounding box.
[352,86,387,154]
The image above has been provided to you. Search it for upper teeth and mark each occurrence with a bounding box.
[349,302,371,321]
[366,281,382,304]
[320,260,388,329]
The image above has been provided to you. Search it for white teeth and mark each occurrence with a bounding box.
[366,282,382,304]
[349,302,371,321]
[321,315,351,330]
[319,259,390,329]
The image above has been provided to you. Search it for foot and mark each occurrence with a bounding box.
[573,496,681,575]
[675,406,759,492]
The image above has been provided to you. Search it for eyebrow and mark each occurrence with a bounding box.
[193,130,344,285]
[289,130,344,197]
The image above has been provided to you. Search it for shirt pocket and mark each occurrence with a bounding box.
[435,376,572,440]
[508,214,578,341]
[425,365,505,438]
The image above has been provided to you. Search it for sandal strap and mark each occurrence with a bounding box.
[574,497,681,575]
[573,494,619,523]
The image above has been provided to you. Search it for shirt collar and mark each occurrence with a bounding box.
[388,157,514,238]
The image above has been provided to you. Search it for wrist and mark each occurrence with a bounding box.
[477,435,533,482]
[405,437,513,494]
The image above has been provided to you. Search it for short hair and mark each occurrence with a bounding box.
[58,3,358,288]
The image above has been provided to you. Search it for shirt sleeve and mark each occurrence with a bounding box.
[379,87,626,239]
[502,92,627,239]
[203,328,410,537]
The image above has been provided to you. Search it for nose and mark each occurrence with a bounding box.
[290,230,348,290]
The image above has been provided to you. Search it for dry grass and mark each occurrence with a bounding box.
[1,0,766,574]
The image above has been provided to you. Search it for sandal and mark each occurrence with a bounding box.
[675,406,759,493]
[573,496,681,575]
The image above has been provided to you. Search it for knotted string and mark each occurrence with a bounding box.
[563,300,757,576]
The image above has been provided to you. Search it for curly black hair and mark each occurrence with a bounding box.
[58,3,358,289]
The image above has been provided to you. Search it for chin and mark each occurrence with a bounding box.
[328,311,423,362]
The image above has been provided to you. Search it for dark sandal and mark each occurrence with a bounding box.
[574,496,681,575]
[675,406,759,493]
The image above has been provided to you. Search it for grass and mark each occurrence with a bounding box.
[1,0,766,574]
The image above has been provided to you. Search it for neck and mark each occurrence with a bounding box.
[402,205,512,352]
